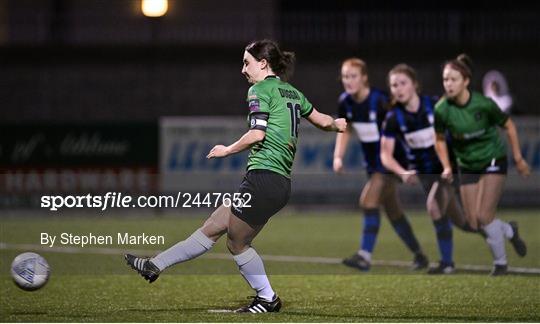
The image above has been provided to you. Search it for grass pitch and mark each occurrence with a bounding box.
[1,210,539,322]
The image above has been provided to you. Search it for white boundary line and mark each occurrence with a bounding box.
[207,309,234,313]
[1,242,539,274]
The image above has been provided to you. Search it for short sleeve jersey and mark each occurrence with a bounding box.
[434,91,508,171]
[338,88,407,173]
[382,96,442,174]
[246,76,313,178]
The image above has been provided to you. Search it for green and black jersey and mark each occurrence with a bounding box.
[434,91,509,171]
[245,76,314,178]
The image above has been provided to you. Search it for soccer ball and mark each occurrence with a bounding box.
[10,252,50,291]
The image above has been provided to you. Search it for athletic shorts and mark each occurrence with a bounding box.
[458,158,508,185]
[367,171,402,183]
[231,169,291,226]
[418,174,442,194]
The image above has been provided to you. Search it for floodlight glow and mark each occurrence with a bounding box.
[142,0,168,18]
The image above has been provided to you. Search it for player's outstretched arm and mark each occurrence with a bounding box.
[207,129,265,159]
[306,108,347,132]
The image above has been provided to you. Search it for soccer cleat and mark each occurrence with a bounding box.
[124,254,160,283]
[427,261,455,275]
[509,221,527,257]
[490,264,508,276]
[342,253,370,271]
[235,295,282,313]
[412,253,429,270]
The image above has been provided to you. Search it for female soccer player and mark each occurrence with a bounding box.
[334,58,428,272]
[381,63,469,274]
[434,54,529,276]
[125,39,347,312]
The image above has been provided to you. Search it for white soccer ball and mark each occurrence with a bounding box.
[10,252,50,291]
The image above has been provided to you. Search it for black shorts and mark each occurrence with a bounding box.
[367,171,402,183]
[231,169,291,226]
[458,158,508,185]
[418,174,442,194]
[417,164,460,194]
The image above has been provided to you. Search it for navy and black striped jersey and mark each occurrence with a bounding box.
[338,88,407,174]
[382,95,442,174]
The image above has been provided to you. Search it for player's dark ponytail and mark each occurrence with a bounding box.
[456,54,473,74]
[444,53,473,80]
[245,39,296,81]
[278,51,296,81]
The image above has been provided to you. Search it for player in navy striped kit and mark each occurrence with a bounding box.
[334,58,428,271]
[381,63,473,274]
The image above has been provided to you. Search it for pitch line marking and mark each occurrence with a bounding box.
[1,242,539,274]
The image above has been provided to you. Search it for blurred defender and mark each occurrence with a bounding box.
[334,58,428,272]
[434,54,529,276]
[125,39,346,312]
[381,64,476,274]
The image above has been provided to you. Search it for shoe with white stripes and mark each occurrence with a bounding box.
[235,295,282,313]
[124,254,160,283]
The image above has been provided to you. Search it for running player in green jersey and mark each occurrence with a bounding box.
[124,39,347,312]
[434,54,530,276]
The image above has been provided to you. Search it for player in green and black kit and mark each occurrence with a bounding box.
[434,54,530,276]
[124,40,347,312]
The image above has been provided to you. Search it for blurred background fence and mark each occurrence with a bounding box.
[1,117,539,209]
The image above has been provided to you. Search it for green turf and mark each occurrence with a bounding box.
[1,274,539,322]
[1,210,539,322]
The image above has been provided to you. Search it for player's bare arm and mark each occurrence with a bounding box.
[503,118,531,177]
[333,126,352,173]
[306,108,347,132]
[207,129,266,159]
[380,135,417,185]
[434,132,453,182]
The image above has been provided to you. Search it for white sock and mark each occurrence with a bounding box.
[358,250,372,262]
[483,220,507,266]
[151,229,215,271]
[233,248,275,301]
[494,219,514,239]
